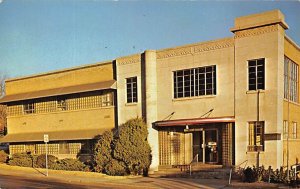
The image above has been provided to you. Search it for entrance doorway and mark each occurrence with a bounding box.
[193,129,219,164]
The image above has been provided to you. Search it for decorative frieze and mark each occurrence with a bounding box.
[157,47,192,59]
[234,25,278,39]
[157,38,234,59]
[194,39,234,53]
[117,55,141,66]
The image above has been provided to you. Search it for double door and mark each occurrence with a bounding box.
[193,129,219,164]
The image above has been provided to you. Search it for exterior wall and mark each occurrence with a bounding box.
[233,10,286,168]
[7,107,114,134]
[283,37,300,166]
[156,38,235,121]
[116,54,143,123]
[5,62,113,95]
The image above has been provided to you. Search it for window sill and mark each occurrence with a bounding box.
[173,95,216,102]
[125,103,138,106]
[246,90,265,94]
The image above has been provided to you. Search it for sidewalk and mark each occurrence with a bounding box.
[0,163,288,189]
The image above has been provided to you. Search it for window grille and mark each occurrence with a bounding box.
[173,65,216,98]
[248,58,265,91]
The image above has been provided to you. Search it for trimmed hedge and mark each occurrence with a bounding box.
[0,150,8,163]
[36,154,58,169]
[51,158,86,171]
[8,153,35,167]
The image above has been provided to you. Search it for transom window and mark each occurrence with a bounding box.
[248,121,265,152]
[173,65,216,98]
[248,58,265,91]
[126,77,138,103]
[284,56,299,103]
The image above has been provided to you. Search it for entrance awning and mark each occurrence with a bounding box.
[154,116,235,127]
[0,129,108,143]
[0,80,116,103]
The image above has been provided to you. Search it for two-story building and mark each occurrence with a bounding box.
[0,10,299,171]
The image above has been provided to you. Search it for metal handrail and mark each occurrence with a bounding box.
[229,160,248,185]
[189,154,199,175]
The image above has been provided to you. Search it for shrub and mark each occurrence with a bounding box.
[0,150,8,163]
[94,130,113,173]
[104,159,127,176]
[113,118,152,175]
[36,154,58,168]
[243,167,256,183]
[52,158,86,171]
[8,153,34,167]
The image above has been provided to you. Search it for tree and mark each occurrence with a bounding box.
[94,130,114,173]
[94,118,152,176]
[113,118,152,175]
[0,75,7,136]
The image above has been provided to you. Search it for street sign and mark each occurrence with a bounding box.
[44,134,49,143]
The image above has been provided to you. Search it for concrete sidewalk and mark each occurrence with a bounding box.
[0,163,287,188]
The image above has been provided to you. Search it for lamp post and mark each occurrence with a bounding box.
[44,134,49,177]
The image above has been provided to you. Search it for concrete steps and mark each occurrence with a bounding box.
[150,164,231,179]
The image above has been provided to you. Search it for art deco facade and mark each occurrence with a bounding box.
[0,10,299,170]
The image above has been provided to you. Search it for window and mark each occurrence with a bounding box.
[57,97,67,111]
[248,58,265,91]
[126,77,138,103]
[23,101,35,114]
[284,56,299,103]
[283,120,288,139]
[293,122,297,139]
[248,121,264,151]
[173,65,216,98]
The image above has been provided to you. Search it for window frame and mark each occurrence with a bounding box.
[283,120,288,139]
[284,56,299,103]
[248,58,265,91]
[292,122,297,139]
[126,77,138,103]
[173,65,216,99]
[23,101,35,114]
[248,121,265,152]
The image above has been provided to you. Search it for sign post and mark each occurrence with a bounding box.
[44,134,49,177]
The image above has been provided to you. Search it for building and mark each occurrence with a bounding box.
[0,10,299,171]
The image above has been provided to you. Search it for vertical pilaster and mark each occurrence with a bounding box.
[143,50,159,172]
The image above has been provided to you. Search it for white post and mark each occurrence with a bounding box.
[45,142,48,177]
[44,134,49,177]
[202,130,205,164]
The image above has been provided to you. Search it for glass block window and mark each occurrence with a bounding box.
[126,77,138,103]
[173,65,216,98]
[248,58,265,91]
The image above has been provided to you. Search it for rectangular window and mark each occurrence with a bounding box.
[248,58,265,91]
[23,101,35,114]
[284,56,299,103]
[248,121,264,151]
[174,65,216,98]
[283,120,288,139]
[57,97,67,111]
[126,77,138,103]
[293,122,297,139]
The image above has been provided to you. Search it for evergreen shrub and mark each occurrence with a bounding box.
[0,150,8,163]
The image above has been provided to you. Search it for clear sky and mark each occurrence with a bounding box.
[0,0,299,78]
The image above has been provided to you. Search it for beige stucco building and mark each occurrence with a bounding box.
[0,10,299,170]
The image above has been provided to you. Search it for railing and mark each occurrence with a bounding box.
[189,154,199,176]
[228,159,248,185]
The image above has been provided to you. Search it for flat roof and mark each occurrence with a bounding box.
[0,80,116,103]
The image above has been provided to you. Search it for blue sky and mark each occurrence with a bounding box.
[0,0,299,78]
